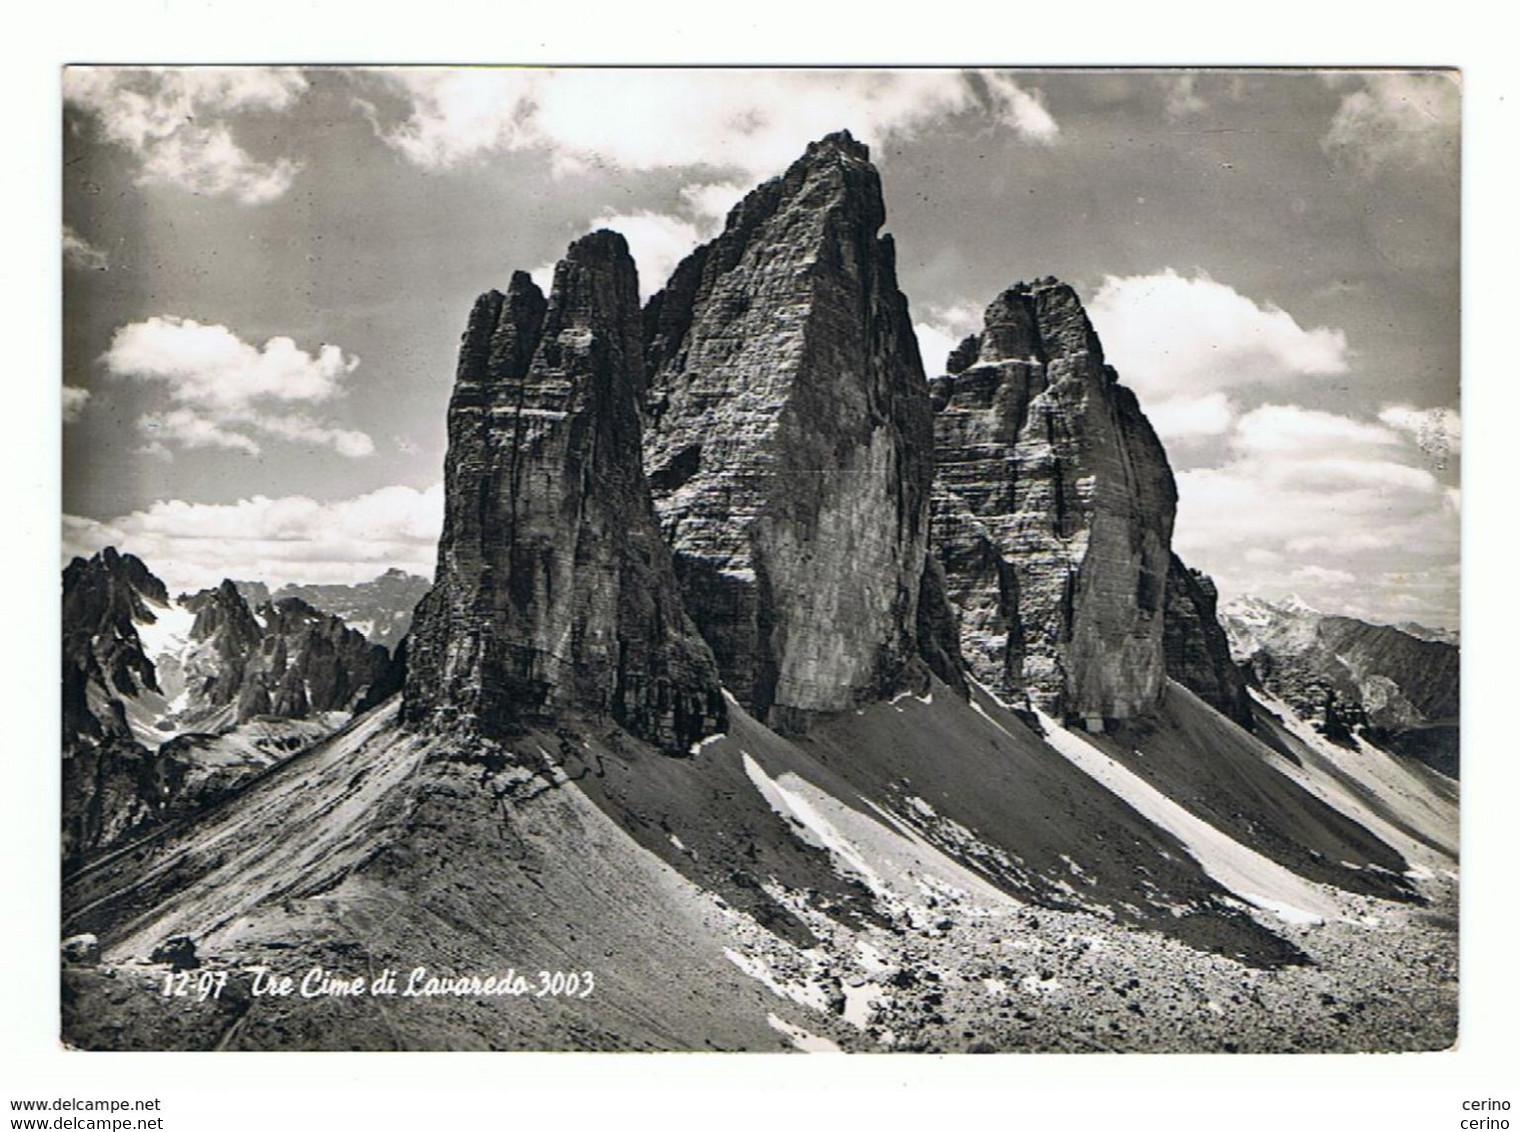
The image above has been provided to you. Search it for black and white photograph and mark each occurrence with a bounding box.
[52,65,1469,1059]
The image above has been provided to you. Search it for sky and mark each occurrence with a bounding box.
[60,67,1461,629]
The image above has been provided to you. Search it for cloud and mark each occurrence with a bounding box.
[62,386,91,423]
[368,69,1059,181]
[912,302,984,377]
[248,412,374,458]
[1288,565,1356,587]
[62,225,109,271]
[1322,72,1460,174]
[103,316,357,408]
[679,181,748,229]
[62,484,444,593]
[63,66,307,204]
[1379,403,1461,463]
[137,409,262,456]
[1172,403,1458,627]
[589,212,705,301]
[102,316,371,458]
[980,72,1059,143]
[136,123,300,205]
[1145,392,1235,442]
[1087,269,1350,400]
[1231,403,1399,457]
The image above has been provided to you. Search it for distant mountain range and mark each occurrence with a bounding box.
[61,132,1459,1054]
[61,549,408,865]
[1220,595,1459,776]
[234,569,431,649]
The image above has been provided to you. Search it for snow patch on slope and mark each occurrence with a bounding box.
[1033,709,1345,926]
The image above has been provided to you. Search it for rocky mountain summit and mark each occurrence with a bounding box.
[1162,555,1254,729]
[61,549,402,864]
[237,569,431,649]
[927,279,1177,728]
[61,131,1459,1054]
[642,131,936,732]
[1221,596,1459,774]
[404,233,725,751]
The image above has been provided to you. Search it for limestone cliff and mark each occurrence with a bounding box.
[929,279,1177,726]
[1162,554,1254,728]
[642,130,935,730]
[404,233,725,751]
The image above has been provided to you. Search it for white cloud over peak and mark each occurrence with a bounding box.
[679,181,748,229]
[369,68,1059,182]
[912,302,984,378]
[1322,72,1460,175]
[589,212,705,302]
[62,483,443,593]
[64,67,307,204]
[1089,269,1349,401]
[102,316,371,459]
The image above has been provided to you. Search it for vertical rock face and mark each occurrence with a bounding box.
[405,232,725,751]
[642,130,935,730]
[168,583,393,727]
[1162,554,1254,728]
[61,548,166,752]
[60,549,397,865]
[1221,596,1459,772]
[929,279,1177,725]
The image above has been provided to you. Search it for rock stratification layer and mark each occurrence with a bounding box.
[929,279,1177,726]
[642,130,935,730]
[404,233,725,751]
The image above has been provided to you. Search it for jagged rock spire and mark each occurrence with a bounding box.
[930,278,1177,727]
[641,130,937,732]
[405,231,725,751]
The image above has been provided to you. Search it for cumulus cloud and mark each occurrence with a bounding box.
[1173,403,1458,627]
[62,225,109,271]
[137,408,262,456]
[1088,269,1349,401]
[912,302,984,377]
[1231,403,1399,457]
[61,484,444,593]
[1322,72,1460,174]
[368,68,1059,181]
[1145,392,1235,442]
[62,386,91,423]
[103,316,357,408]
[592,212,706,301]
[101,316,371,458]
[1379,403,1461,464]
[375,69,1061,310]
[63,66,307,204]
[679,181,748,230]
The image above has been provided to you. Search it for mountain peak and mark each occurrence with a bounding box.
[930,280,1175,724]
[406,227,724,751]
[640,131,933,730]
[802,128,869,163]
